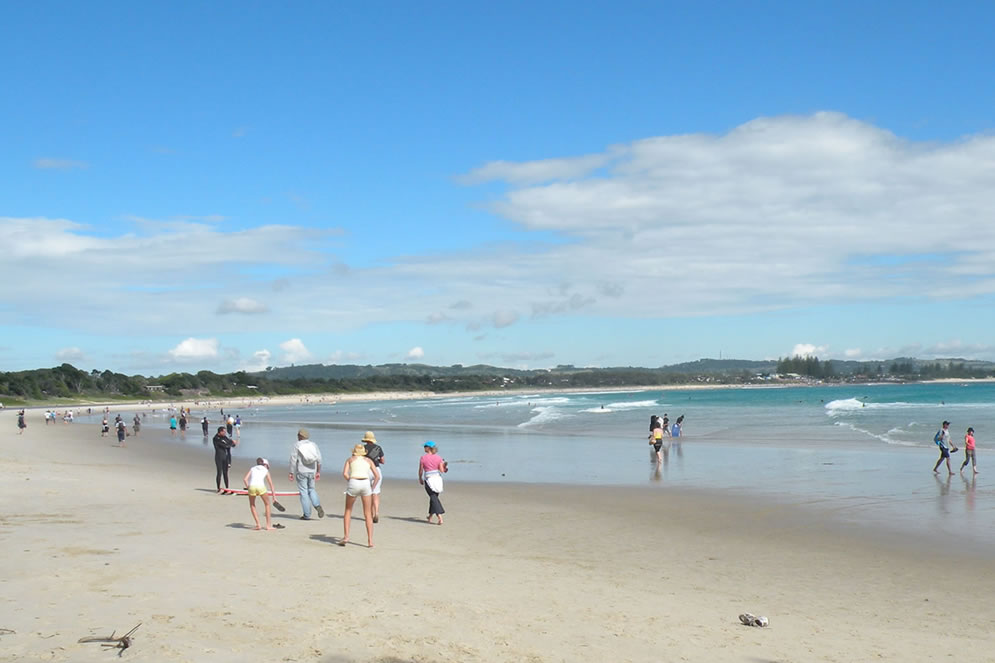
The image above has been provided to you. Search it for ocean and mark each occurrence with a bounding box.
[93,382,995,548]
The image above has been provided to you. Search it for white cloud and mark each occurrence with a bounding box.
[8,112,995,362]
[55,347,86,363]
[217,297,269,315]
[168,338,219,361]
[844,348,862,358]
[33,157,88,170]
[242,349,271,372]
[279,338,312,363]
[791,343,829,358]
[460,153,615,185]
[407,346,425,360]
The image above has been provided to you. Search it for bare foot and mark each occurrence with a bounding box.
[265,526,275,531]
[426,516,432,522]
[337,539,348,547]
[974,469,980,474]
[437,520,443,526]
[253,526,261,530]
[368,543,374,548]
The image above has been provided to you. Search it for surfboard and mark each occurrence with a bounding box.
[227,489,300,496]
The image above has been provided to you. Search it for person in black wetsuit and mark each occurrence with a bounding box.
[212,426,238,494]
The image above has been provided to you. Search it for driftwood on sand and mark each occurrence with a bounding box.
[78,623,141,654]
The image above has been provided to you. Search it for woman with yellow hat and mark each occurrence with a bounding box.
[339,443,380,547]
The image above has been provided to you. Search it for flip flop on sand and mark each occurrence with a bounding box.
[273,523,285,529]
[272,500,286,512]
[336,539,347,547]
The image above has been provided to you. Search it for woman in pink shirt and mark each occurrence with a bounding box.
[960,427,979,474]
[418,441,448,525]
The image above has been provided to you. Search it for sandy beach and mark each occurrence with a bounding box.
[2,411,995,662]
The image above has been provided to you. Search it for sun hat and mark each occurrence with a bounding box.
[423,440,436,448]
[352,444,368,456]
[258,457,269,467]
[361,431,377,443]
[298,428,310,439]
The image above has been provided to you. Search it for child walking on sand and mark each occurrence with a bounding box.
[961,427,979,474]
[243,458,276,531]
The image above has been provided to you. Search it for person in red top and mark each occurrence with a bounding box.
[960,427,979,474]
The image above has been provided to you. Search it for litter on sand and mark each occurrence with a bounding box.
[739,613,769,627]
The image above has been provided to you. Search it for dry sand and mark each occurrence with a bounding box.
[2,413,994,662]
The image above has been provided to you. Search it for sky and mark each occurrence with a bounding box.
[2,1,995,376]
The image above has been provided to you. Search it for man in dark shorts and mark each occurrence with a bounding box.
[933,420,956,474]
[115,418,127,447]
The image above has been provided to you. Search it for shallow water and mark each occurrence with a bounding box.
[80,382,995,548]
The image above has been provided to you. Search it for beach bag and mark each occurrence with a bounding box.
[297,441,320,465]
[934,431,944,446]
[425,473,444,494]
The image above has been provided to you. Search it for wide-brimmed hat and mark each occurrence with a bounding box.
[352,444,368,456]
[361,431,377,443]
[298,428,310,439]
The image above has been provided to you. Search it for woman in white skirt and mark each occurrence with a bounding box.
[339,444,380,548]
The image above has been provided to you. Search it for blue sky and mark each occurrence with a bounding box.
[3,2,995,375]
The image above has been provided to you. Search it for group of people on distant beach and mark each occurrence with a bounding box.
[209,423,448,547]
[933,420,979,475]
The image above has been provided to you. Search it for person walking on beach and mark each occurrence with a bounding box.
[933,420,957,475]
[418,441,448,525]
[178,412,187,437]
[289,429,324,520]
[338,444,380,548]
[362,431,385,523]
[960,427,979,474]
[243,458,276,531]
[101,417,110,437]
[169,414,177,436]
[115,417,127,447]
[226,414,235,437]
[234,415,241,439]
[201,416,209,437]
[213,426,238,494]
[17,410,26,434]
[132,414,141,436]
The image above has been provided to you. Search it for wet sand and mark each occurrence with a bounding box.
[2,414,994,662]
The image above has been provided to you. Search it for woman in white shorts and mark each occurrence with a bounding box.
[339,444,380,548]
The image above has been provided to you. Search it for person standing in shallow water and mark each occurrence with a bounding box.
[418,441,448,525]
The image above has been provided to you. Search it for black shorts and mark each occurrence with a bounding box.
[938,447,950,459]
[653,442,663,452]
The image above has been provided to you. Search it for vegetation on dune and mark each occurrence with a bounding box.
[0,357,993,403]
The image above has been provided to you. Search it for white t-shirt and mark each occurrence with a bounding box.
[247,465,269,488]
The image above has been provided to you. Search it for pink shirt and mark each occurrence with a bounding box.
[420,453,445,473]
[965,434,975,450]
